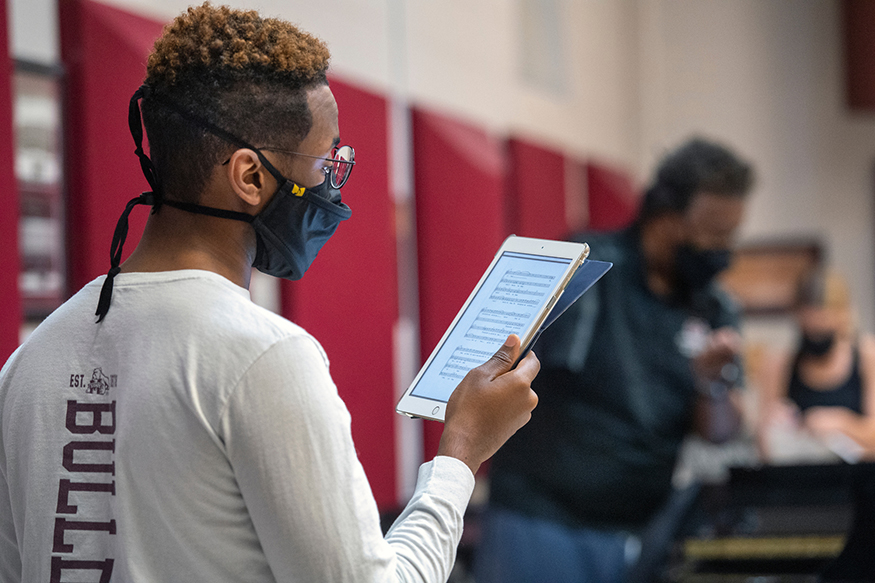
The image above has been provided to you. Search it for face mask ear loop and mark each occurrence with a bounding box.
[128,85,162,210]
[95,191,154,323]
[146,92,289,186]
[95,85,159,323]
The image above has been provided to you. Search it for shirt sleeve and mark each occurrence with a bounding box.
[0,350,22,583]
[0,454,22,583]
[219,335,474,583]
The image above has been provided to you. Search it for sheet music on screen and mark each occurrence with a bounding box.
[411,251,572,403]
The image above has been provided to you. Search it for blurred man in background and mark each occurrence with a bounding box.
[477,137,755,583]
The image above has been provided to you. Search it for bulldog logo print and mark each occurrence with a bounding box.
[86,367,111,395]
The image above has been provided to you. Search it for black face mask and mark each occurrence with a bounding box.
[251,178,350,279]
[674,244,731,293]
[799,332,835,357]
[95,85,351,322]
[161,173,351,281]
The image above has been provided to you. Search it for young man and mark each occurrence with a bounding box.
[0,4,539,581]
[478,138,754,583]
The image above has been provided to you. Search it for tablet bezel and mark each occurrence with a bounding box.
[395,235,589,422]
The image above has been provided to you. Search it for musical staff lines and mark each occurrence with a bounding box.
[438,346,494,381]
[412,253,573,399]
[490,270,557,307]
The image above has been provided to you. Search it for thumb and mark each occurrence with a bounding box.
[480,334,521,378]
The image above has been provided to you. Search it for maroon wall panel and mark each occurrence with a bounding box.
[59,0,163,292]
[0,0,21,360]
[506,138,567,240]
[843,0,875,110]
[412,108,508,459]
[586,160,639,231]
[281,80,399,509]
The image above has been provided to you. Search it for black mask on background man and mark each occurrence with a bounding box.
[674,244,731,294]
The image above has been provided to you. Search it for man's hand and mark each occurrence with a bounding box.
[691,327,742,384]
[691,327,743,443]
[437,335,540,475]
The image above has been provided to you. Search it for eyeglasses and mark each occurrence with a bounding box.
[221,145,356,189]
[262,144,356,189]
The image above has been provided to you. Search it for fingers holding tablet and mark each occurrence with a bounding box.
[437,335,541,475]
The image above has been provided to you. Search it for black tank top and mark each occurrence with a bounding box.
[788,348,864,414]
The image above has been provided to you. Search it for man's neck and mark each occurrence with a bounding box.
[120,205,255,289]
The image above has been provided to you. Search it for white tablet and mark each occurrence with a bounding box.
[396,236,590,422]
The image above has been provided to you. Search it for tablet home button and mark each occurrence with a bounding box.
[432,406,440,416]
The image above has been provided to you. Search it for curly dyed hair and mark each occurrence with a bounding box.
[639,137,754,221]
[141,3,331,202]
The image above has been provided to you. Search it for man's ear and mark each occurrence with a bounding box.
[226,148,272,208]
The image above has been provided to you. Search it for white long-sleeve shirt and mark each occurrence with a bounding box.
[0,270,474,582]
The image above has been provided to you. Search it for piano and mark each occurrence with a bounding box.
[666,463,875,582]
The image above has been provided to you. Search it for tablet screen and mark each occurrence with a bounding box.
[410,251,573,403]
